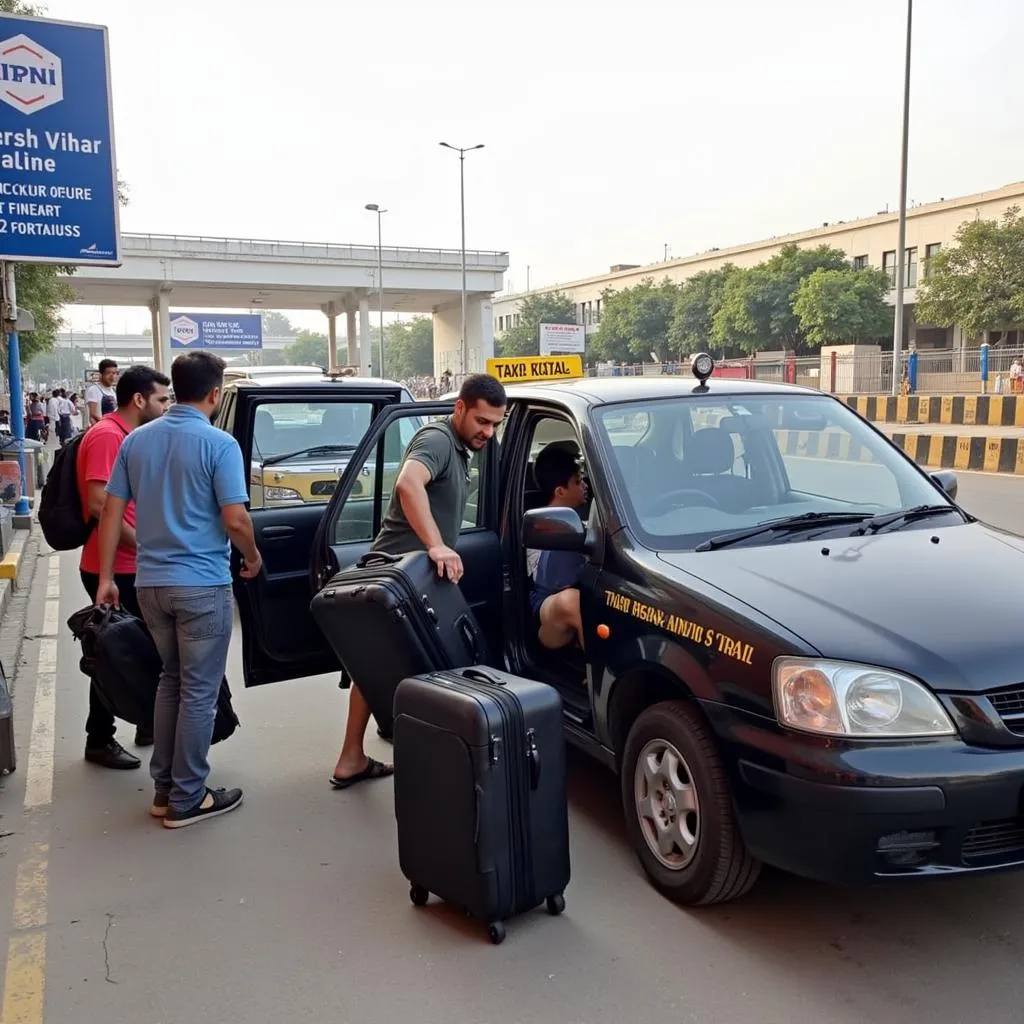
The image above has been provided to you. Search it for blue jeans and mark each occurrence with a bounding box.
[137,586,233,813]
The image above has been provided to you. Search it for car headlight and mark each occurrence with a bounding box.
[265,486,302,502]
[772,658,955,738]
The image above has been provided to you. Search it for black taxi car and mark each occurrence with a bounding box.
[226,356,1024,906]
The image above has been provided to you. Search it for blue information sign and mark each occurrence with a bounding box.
[0,13,119,265]
[169,313,263,350]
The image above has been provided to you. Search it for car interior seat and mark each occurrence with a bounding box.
[684,427,753,510]
[253,408,276,457]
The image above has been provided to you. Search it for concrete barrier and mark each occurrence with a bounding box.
[775,427,1024,474]
[839,394,1024,427]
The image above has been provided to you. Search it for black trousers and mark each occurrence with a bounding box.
[80,570,142,747]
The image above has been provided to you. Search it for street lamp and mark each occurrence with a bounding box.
[891,0,913,396]
[365,203,387,377]
[439,141,484,376]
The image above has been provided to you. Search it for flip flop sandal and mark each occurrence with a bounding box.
[329,757,394,790]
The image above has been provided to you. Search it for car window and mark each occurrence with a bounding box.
[249,400,374,510]
[594,394,946,551]
[333,413,489,545]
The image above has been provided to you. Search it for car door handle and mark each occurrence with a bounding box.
[261,526,295,539]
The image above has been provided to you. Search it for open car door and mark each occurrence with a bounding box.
[233,385,406,686]
[310,402,505,660]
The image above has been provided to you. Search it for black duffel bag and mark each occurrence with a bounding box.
[68,604,240,744]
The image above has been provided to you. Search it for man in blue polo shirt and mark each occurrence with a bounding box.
[96,351,262,829]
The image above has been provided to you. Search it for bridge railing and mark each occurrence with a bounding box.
[122,233,509,268]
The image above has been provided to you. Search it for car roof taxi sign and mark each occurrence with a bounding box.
[485,355,584,384]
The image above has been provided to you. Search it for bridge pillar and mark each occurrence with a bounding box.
[156,288,172,374]
[323,302,338,371]
[358,297,372,377]
[149,298,162,371]
[346,307,358,367]
[432,296,495,379]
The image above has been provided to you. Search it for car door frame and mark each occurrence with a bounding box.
[233,384,407,686]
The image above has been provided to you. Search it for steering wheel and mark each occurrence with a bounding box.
[646,488,722,516]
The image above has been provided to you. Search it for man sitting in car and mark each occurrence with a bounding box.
[529,444,587,651]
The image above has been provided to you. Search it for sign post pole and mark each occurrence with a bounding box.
[2,263,30,522]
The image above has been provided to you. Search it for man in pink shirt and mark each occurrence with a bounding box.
[78,365,171,770]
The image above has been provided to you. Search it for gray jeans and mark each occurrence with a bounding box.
[137,585,233,813]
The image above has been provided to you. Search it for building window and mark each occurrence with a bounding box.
[924,242,941,278]
[852,255,868,271]
[905,247,918,288]
[882,250,897,288]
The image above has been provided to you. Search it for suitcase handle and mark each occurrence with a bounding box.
[356,551,402,568]
[462,667,503,686]
[526,729,542,790]
[457,618,481,662]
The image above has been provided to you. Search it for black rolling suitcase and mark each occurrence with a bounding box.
[309,550,489,737]
[393,666,570,944]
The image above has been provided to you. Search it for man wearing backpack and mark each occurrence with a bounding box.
[78,365,171,769]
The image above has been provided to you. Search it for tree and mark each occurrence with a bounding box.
[281,330,328,367]
[713,244,849,353]
[498,291,577,357]
[590,277,679,362]
[915,206,1024,338]
[668,266,735,357]
[792,267,893,347]
[383,317,433,379]
[260,311,296,338]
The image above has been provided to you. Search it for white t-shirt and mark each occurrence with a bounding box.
[57,397,74,417]
[45,396,60,420]
[85,383,117,418]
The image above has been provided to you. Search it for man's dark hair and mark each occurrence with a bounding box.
[116,365,170,408]
[171,351,227,403]
[98,358,118,374]
[51,388,59,397]
[458,373,506,409]
[535,444,580,503]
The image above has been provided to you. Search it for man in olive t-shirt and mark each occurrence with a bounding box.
[330,373,507,789]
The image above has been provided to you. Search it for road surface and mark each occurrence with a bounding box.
[0,471,1022,1024]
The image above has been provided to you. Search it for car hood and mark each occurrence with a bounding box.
[657,521,1024,694]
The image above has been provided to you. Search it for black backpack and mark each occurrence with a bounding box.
[38,432,94,550]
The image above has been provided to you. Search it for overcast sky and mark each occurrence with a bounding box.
[45,0,1024,335]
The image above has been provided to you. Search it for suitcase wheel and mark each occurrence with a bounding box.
[546,893,566,917]
[487,921,506,945]
[409,884,430,907]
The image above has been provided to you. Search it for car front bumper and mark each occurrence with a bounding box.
[701,700,1024,885]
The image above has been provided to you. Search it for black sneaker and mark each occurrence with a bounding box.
[85,741,141,770]
[163,787,243,829]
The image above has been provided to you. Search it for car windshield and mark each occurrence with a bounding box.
[252,402,373,463]
[594,393,954,551]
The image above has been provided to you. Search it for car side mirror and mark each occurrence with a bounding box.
[522,506,586,552]
[930,470,958,501]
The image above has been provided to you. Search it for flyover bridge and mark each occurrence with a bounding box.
[61,233,509,377]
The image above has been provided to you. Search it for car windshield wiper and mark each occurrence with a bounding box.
[695,511,874,552]
[261,444,359,467]
[853,504,960,535]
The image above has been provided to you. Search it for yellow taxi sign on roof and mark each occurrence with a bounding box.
[485,354,584,384]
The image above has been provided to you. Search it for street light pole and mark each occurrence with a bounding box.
[365,204,387,377]
[891,0,913,396]
[440,141,484,376]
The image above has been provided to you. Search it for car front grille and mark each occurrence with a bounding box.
[987,688,1024,735]
[962,818,1024,865]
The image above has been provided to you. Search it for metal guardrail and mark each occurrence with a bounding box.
[121,233,509,268]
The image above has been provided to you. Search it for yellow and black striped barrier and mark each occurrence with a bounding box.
[840,394,1024,427]
[775,428,1024,474]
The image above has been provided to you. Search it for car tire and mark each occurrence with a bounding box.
[621,699,761,905]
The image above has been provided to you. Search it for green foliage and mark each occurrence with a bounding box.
[915,207,1024,335]
[498,291,577,357]
[667,266,735,356]
[281,329,328,367]
[383,317,433,379]
[8,264,77,366]
[590,277,678,362]
[792,267,893,347]
[713,244,849,353]
[260,311,296,338]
